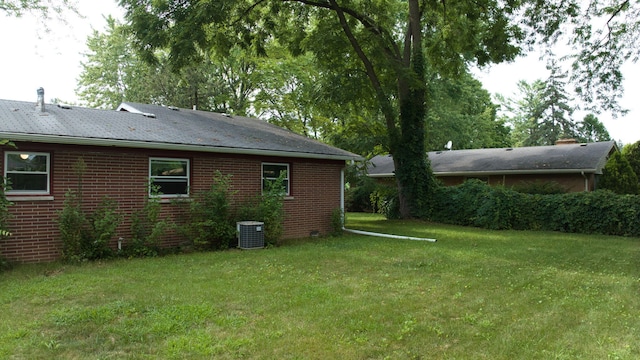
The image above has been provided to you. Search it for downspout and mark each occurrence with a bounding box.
[340,167,345,226]
[340,163,434,242]
[581,171,589,191]
[343,228,437,242]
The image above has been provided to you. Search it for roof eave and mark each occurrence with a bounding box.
[368,173,395,178]
[2,132,362,161]
[434,169,600,176]
[369,168,600,178]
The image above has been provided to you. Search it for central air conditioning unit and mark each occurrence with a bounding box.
[237,221,265,249]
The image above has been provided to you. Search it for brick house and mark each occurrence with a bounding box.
[368,140,617,192]
[0,92,360,263]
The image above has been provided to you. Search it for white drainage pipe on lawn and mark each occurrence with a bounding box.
[343,228,437,242]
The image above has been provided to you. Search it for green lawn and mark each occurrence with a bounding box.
[1,212,639,359]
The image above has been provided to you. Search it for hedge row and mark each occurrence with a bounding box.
[425,180,640,237]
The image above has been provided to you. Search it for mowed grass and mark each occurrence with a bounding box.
[1,213,639,359]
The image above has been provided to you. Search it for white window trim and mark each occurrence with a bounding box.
[4,151,51,195]
[262,162,290,196]
[149,157,190,198]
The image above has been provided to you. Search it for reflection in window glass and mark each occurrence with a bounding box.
[262,163,289,195]
[4,152,50,193]
[149,158,189,196]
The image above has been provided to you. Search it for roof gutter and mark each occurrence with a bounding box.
[369,168,601,178]
[1,132,362,162]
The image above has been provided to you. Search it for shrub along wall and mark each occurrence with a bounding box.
[425,180,640,237]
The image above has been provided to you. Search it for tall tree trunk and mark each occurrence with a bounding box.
[392,0,434,218]
[330,0,434,218]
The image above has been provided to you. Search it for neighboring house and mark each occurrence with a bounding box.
[368,140,617,192]
[0,90,360,263]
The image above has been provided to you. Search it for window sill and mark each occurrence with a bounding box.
[284,196,294,201]
[155,197,191,204]
[7,195,55,202]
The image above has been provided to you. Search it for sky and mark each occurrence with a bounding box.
[0,1,638,145]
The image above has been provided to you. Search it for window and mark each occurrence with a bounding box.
[262,163,290,195]
[4,152,50,194]
[149,158,189,197]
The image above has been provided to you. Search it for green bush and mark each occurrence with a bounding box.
[0,179,11,238]
[475,186,529,230]
[345,179,378,212]
[86,197,121,260]
[598,151,639,194]
[530,194,567,231]
[0,177,13,271]
[330,207,344,236]
[236,176,285,246]
[58,191,88,262]
[344,163,377,212]
[622,141,640,183]
[184,172,237,250]
[370,184,400,219]
[562,190,640,236]
[511,180,567,194]
[0,254,12,272]
[429,180,491,226]
[127,186,167,257]
[426,180,640,237]
[57,191,121,262]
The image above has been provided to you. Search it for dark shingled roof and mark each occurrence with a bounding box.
[0,99,360,161]
[368,141,617,177]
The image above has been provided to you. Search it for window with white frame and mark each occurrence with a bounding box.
[149,157,189,197]
[4,152,51,194]
[262,163,290,195]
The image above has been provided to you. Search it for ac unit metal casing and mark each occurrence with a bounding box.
[237,221,265,249]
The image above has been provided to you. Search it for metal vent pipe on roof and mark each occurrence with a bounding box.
[36,87,45,112]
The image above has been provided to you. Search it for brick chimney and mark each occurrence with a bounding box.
[36,87,45,112]
[555,138,578,145]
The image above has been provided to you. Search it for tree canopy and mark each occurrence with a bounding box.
[575,114,611,143]
[119,0,527,218]
[1,0,79,28]
[77,17,257,113]
[78,16,509,156]
[520,0,640,114]
[426,71,510,151]
[621,141,640,183]
[0,0,71,16]
[598,151,639,194]
[497,72,611,147]
[115,0,639,217]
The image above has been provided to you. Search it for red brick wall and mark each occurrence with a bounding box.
[2,142,345,263]
[377,173,593,193]
[284,161,343,238]
[437,173,592,192]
